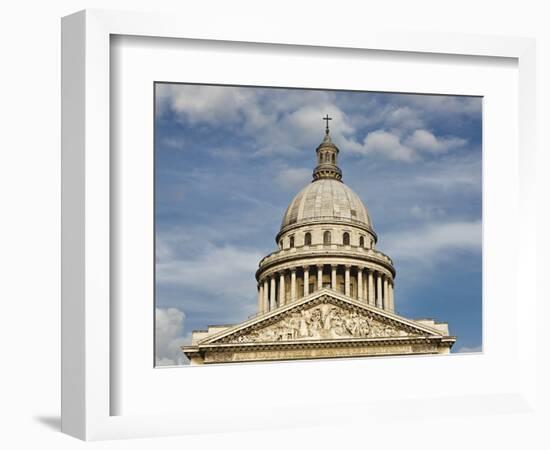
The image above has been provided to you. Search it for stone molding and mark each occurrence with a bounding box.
[256,251,395,281]
[193,291,449,346]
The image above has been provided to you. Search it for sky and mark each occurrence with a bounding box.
[154,83,483,366]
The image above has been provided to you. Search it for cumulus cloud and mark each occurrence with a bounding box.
[384,106,425,130]
[405,129,466,154]
[156,84,471,163]
[156,84,265,126]
[361,130,416,161]
[383,220,482,263]
[356,128,467,161]
[155,307,190,366]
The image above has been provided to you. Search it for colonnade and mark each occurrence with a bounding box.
[257,264,394,314]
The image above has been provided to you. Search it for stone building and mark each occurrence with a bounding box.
[182,118,455,364]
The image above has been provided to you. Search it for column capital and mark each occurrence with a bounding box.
[302,265,310,271]
[344,264,351,269]
[290,266,297,273]
[316,264,324,270]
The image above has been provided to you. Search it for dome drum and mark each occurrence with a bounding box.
[276,222,377,251]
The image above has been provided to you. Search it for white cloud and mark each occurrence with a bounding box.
[155,307,190,366]
[361,130,416,161]
[156,231,263,302]
[275,167,311,191]
[384,106,424,130]
[356,128,466,161]
[157,84,475,163]
[382,220,482,263]
[405,129,466,153]
[156,84,265,126]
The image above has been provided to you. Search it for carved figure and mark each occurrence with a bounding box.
[225,302,410,343]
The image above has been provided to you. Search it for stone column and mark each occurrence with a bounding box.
[270,275,277,310]
[345,265,351,297]
[258,283,263,313]
[303,266,310,296]
[263,278,269,312]
[389,282,394,312]
[279,272,286,306]
[290,268,297,302]
[376,272,382,308]
[317,265,323,290]
[368,269,375,306]
[383,276,389,310]
[331,265,337,291]
[357,268,363,301]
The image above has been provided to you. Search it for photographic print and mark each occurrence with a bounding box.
[154,84,482,366]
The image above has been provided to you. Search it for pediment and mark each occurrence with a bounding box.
[199,289,444,346]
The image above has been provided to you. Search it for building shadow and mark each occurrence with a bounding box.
[34,415,61,431]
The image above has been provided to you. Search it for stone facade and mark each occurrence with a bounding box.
[182,122,455,364]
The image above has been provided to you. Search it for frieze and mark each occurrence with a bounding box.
[223,301,421,344]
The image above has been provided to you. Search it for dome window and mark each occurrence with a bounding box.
[289,235,295,248]
[323,231,331,245]
[343,232,350,246]
[359,236,365,248]
[304,232,312,246]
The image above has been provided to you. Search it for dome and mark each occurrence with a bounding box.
[280,178,373,232]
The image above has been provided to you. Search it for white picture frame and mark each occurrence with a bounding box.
[61,9,538,441]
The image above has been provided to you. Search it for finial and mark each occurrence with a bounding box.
[313,115,342,182]
[323,114,332,135]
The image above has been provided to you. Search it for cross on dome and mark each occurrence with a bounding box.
[323,114,332,134]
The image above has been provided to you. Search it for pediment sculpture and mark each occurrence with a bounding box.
[221,302,423,344]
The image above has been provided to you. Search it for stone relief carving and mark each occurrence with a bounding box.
[226,303,415,343]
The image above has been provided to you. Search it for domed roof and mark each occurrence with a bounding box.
[280,178,373,231]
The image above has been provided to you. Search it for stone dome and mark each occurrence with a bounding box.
[280,178,373,232]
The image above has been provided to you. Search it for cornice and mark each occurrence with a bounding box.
[184,335,456,354]
[256,248,396,280]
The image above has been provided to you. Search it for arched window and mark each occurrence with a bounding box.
[343,232,350,246]
[304,232,312,246]
[331,153,335,163]
[359,236,365,247]
[289,235,295,248]
[323,231,331,245]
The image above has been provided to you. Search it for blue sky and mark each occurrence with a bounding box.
[154,83,482,365]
